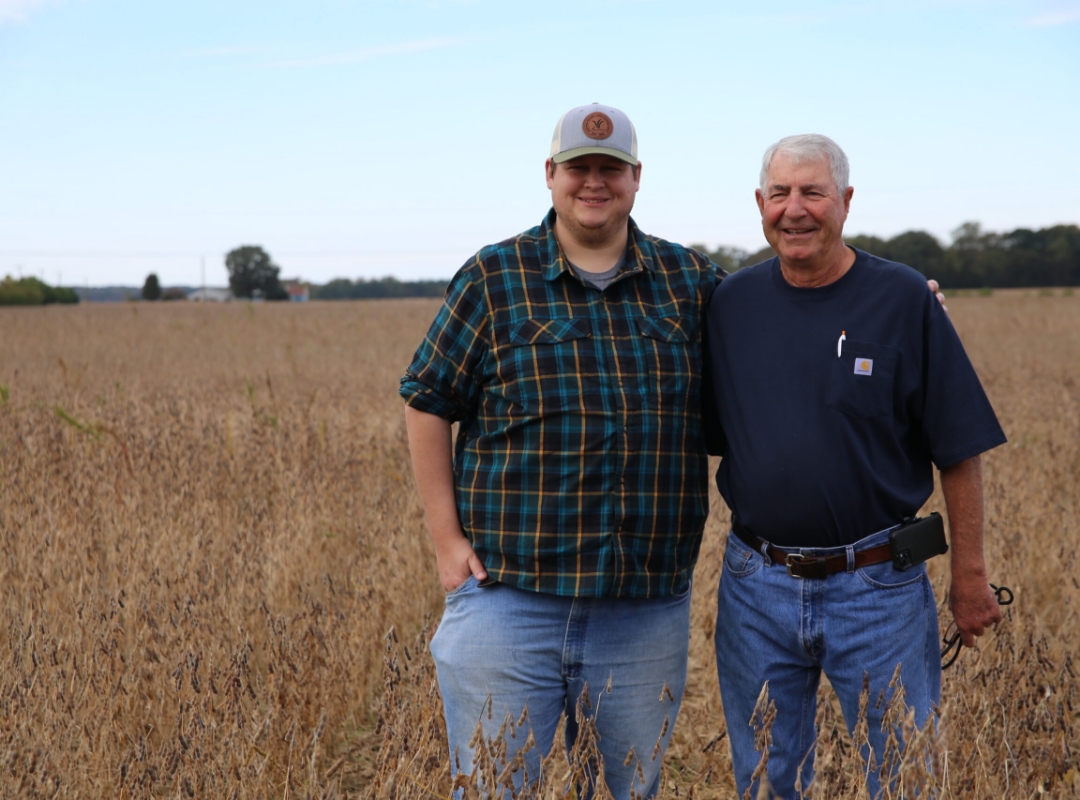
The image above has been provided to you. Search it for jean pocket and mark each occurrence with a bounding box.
[671,577,694,599]
[445,574,478,599]
[723,533,764,577]
[857,559,927,589]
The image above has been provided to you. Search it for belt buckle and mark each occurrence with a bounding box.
[785,552,826,579]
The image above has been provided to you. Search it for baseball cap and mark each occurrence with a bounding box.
[550,103,638,166]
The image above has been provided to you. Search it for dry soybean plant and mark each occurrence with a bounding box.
[0,291,1077,798]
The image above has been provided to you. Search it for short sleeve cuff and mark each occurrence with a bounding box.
[933,430,1008,471]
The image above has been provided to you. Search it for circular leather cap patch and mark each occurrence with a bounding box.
[582,112,614,140]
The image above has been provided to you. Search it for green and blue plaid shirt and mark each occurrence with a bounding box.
[400,210,723,598]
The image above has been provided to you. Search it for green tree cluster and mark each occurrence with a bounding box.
[311,276,447,300]
[847,223,1080,287]
[687,244,753,274]
[934,223,1080,288]
[0,276,79,306]
[690,243,780,273]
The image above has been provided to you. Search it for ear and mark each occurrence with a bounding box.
[755,189,766,217]
[632,161,642,189]
[545,158,556,189]
[842,185,854,215]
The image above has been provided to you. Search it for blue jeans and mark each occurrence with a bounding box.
[429,576,692,799]
[714,528,941,799]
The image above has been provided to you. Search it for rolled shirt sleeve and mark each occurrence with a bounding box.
[400,260,490,422]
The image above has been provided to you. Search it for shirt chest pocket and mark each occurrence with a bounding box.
[634,316,698,411]
[495,318,597,412]
[827,340,898,419]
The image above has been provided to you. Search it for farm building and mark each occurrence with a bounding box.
[188,287,234,302]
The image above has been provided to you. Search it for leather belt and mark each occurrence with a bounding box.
[731,519,894,579]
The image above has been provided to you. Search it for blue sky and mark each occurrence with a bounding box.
[1,0,1078,287]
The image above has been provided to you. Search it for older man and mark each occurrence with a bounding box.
[703,134,1007,798]
[401,104,719,799]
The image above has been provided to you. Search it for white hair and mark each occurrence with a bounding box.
[759,134,850,195]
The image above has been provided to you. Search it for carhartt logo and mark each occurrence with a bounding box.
[582,112,614,140]
[854,358,874,376]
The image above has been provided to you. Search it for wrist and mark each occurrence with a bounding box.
[951,564,989,586]
[950,547,988,576]
[431,526,470,555]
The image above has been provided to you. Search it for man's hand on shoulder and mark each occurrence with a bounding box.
[927,279,948,313]
[435,533,488,593]
[949,570,1002,647]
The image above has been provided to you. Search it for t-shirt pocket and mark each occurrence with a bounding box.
[827,340,898,419]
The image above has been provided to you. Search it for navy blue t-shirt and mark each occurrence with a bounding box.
[703,249,1006,548]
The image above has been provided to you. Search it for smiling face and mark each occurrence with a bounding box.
[546,153,641,250]
[756,152,853,277]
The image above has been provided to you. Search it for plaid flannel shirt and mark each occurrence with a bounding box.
[400,210,723,598]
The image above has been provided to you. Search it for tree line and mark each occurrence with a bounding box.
[694,222,1080,288]
[10,222,1075,307]
[220,246,446,300]
[230,222,1080,303]
[311,276,446,300]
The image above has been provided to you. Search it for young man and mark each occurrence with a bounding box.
[400,103,719,798]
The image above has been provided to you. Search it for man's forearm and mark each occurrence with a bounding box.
[940,455,1002,645]
[403,406,487,589]
[941,455,987,582]
[404,406,462,541]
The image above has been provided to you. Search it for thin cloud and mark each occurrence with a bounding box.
[1025,8,1080,25]
[0,0,51,23]
[185,44,280,58]
[270,37,465,68]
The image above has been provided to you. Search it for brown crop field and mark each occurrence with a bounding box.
[1,292,1078,798]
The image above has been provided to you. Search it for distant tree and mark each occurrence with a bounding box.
[0,276,78,306]
[842,231,946,276]
[313,278,356,300]
[161,287,188,301]
[688,244,751,273]
[142,273,162,301]
[742,245,777,267]
[844,235,889,257]
[950,221,990,253]
[0,276,44,305]
[885,230,945,275]
[942,222,1008,288]
[1001,224,1080,287]
[225,246,288,300]
[48,283,79,304]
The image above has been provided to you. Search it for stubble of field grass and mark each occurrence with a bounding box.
[0,291,1077,798]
